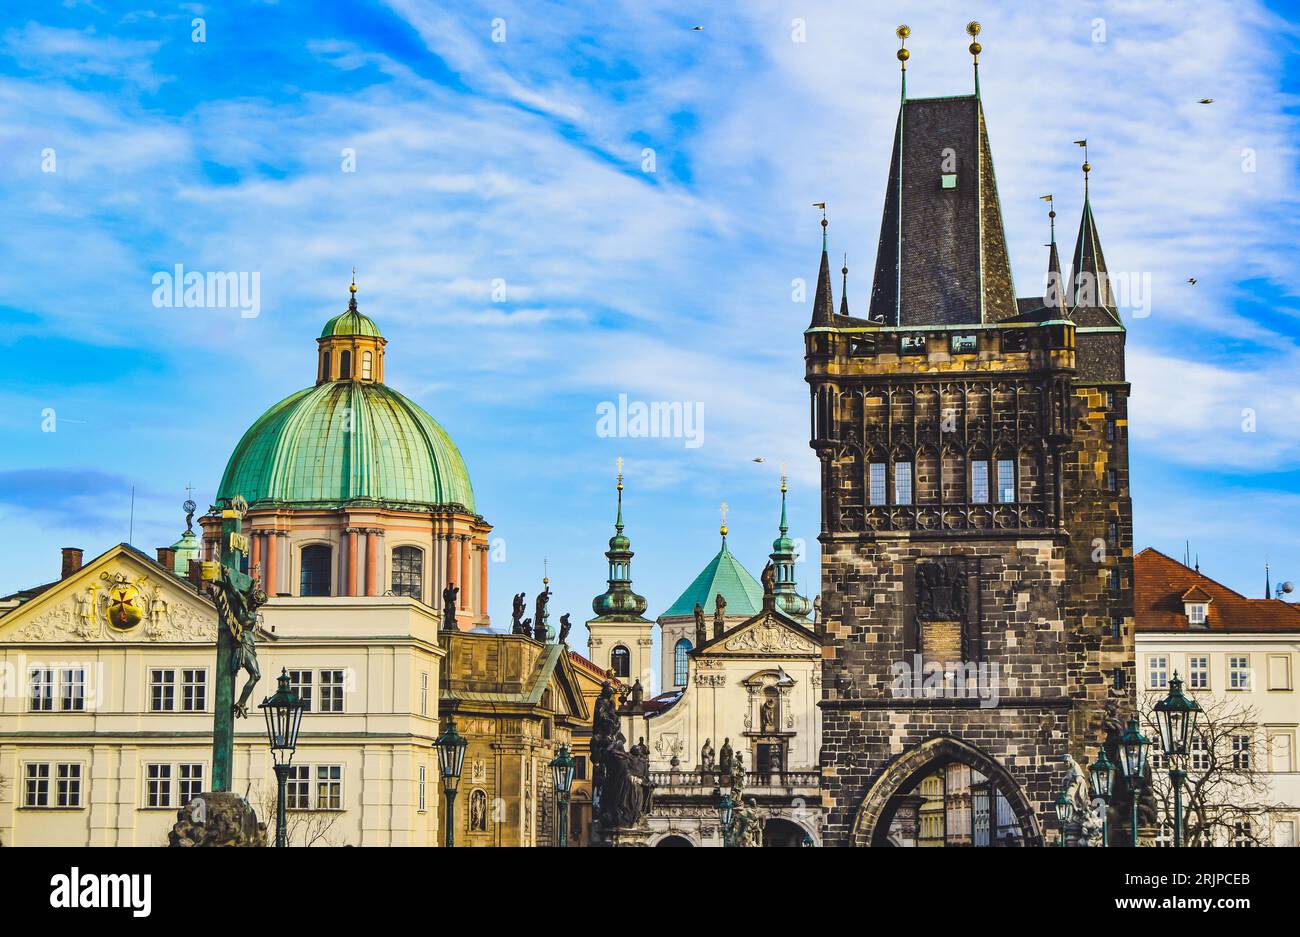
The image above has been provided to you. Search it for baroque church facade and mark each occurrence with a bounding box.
[807,38,1135,846]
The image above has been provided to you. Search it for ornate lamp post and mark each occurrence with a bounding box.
[1154,672,1202,847]
[1117,716,1152,847]
[549,744,576,847]
[259,668,307,848]
[717,790,736,848]
[1087,747,1116,847]
[434,715,467,848]
[1053,791,1076,847]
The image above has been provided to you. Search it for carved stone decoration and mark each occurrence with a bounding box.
[167,792,266,847]
[916,558,967,622]
[723,620,816,654]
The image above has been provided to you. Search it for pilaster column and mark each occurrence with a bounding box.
[478,545,489,619]
[250,531,262,586]
[264,530,279,596]
[449,533,462,599]
[459,537,470,609]
[346,528,360,597]
[365,528,383,596]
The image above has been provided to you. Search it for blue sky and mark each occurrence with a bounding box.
[2,1,1299,676]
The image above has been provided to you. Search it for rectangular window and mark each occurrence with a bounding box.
[951,334,977,354]
[182,670,207,712]
[316,765,343,810]
[29,668,53,712]
[61,668,86,711]
[970,461,989,504]
[1188,655,1210,690]
[894,462,912,506]
[288,670,314,712]
[1269,734,1293,773]
[1107,521,1119,546]
[319,670,345,713]
[1232,734,1253,771]
[1229,656,1251,690]
[1232,821,1253,847]
[56,763,82,808]
[1148,655,1169,690]
[1268,655,1292,690]
[1186,603,1207,625]
[1106,469,1118,492]
[1105,419,1116,441]
[900,334,926,355]
[1110,615,1123,640]
[573,755,588,781]
[420,672,429,716]
[178,764,204,804]
[868,463,886,506]
[24,763,50,807]
[150,669,176,712]
[418,765,427,812]
[146,764,172,808]
[996,460,1015,503]
[1109,568,1120,595]
[1189,735,1210,772]
[286,765,311,809]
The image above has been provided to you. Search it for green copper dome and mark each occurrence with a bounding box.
[320,308,383,338]
[217,381,475,512]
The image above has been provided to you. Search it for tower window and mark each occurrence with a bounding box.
[970,460,989,504]
[339,350,352,380]
[996,459,1016,503]
[300,545,332,596]
[391,546,423,600]
[868,463,886,505]
[610,645,631,679]
[361,350,373,380]
[894,462,913,505]
[1106,469,1118,492]
[321,351,331,381]
[674,638,693,686]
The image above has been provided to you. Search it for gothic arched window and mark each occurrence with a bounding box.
[391,546,423,600]
[300,545,331,596]
[674,639,692,686]
[610,645,630,679]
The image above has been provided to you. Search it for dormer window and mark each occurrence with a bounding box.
[1185,602,1207,626]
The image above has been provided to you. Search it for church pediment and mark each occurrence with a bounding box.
[0,544,217,644]
[702,610,819,658]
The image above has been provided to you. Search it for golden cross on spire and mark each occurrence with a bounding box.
[349,267,357,294]
[616,456,624,490]
[543,557,549,586]
[780,463,788,493]
[720,500,729,538]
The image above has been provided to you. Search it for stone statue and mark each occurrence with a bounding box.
[511,592,528,634]
[713,593,727,640]
[208,564,267,720]
[591,682,647,830]
[558,613,572,645]
[760,696,778,733]
[718,737,733,780]
[630,736,654,815]
[737,797,764,847]
[693,601,708,647]
[520,617,532,640]
[442,582,459,630]
[812,595,821,625]
[761,559,776,597]
[1060,753,1090,819]
[534,586,551,642]
[729,750,745,798]
[700,738,715,772]
[629,679,644,708]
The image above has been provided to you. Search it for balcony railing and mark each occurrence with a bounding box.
[648,769,821,789]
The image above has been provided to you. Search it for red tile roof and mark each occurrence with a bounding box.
[1135,548,1300,633]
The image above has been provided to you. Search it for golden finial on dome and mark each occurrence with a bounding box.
[780,463,788,494]
[616,455,624,491]
[349,267,357,294]
[720,500,729,538]
[896,24,910,65]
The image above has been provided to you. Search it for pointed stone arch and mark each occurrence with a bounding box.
[850,734,1043,847]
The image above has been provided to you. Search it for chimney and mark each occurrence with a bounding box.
[157,547,177,571]
[61,547,84,579]
[187,559,204,589]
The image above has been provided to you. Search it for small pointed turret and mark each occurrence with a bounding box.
[810,212,835,327]
[839,255,851,317]
[1042,196,1067,316]
[591,458,647,620]
[1068,147,1115,313]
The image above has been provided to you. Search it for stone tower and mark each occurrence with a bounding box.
[806,33,1134,846]
[586,463,654,688]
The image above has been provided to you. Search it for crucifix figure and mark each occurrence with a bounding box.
[204,496,267,791]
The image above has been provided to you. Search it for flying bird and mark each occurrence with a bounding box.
[752,457,766,463]
[1198,98,1214,104]
[1187,277,1197,285]
[692,25,704,31]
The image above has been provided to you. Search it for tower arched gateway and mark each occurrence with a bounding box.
[808,30,1136,846]
[203,279,492,628]
[851,736,1042,847]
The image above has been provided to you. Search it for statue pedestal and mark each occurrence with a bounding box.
[167,792,267,847]
[1137,824,1159,848]
[591,820,653,847]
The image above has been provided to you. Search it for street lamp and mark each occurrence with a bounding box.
[1053,792,1076,847]
[434,715,468,848]
[549,744,576,847]
[1117,716,1152,847]
[717,790,735,848]
[1088,748,1116,847]
[259,668,307,848]
[1154,672,1202,847]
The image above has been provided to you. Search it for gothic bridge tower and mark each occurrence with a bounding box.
[806,25,1134,847]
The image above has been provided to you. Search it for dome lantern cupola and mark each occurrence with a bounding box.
[591,458,648,619]
[317,274,386,385]
[770,470,812,619]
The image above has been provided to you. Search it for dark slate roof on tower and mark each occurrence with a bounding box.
[1068,188,1122,326]
[810,238,836,327]
[866,95,1018,325]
